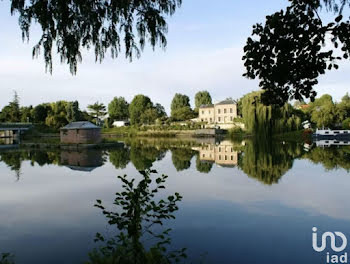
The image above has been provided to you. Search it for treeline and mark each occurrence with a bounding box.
[298,93,350,129]
[239,91,350,134]
[107,91,212,126]
[0,91,214,131]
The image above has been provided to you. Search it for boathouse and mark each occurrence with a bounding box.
[60,121,101,144]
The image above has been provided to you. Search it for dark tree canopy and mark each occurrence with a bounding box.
[243,0,350,105]
[10,0,182,74]
[194,91,212,111]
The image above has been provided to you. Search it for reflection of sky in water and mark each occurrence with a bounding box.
[0,148,349,264]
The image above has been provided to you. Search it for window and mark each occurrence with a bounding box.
[219,147,221,152]
[224,109,227,114]
[231,156,233,160]
[209,110,211,114]
[230,117,233,121]
[210,118,212,123]
[203,154,205,158]
[218,117,221,122]
[230,108,233,113]
[219,155,222,160]
[225,155,227,160]
[218,109,221,114]
[202,110,204,114]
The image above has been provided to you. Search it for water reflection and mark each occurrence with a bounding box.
[1,138,350,264]
[0,138,349,183]
[193,140,239,168]
[238,139,304,185]
[61,150,104,172]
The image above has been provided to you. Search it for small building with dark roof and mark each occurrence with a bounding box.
[60,121,101,144]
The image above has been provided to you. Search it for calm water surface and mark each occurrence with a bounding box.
[0,138,349,264]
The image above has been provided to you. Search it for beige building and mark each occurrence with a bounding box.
[193,140,238,167]
[198,99,237,124]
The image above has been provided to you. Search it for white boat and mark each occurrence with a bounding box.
[313,128,350,140]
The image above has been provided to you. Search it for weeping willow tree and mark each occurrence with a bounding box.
[242,91,302,134]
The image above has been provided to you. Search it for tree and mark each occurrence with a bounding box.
[309,94,336,128]
[170,93,194,121]
[154,103,167,119]
[243,0,350,105]
[108,97,129,121]
[140,108,159,125]
[20,106,33,123]
[9,0,182,74]
[31,104,50,123]
[241,91,302,134]
[0,91,21,123]
[129,95,153,125]
[66,101,81,122]
[45,101,70,129]
[87,102,107,125]
[194,91,212,112]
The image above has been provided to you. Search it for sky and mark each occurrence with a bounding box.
[0,0,349,113]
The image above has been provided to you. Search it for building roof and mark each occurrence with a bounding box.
[215,99,236,105]
[199,104,214,109]
[61,121,100,130]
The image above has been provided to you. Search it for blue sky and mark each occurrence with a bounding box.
[0,0,349,113]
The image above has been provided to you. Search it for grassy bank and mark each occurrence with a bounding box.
[102,126,196,138]
[272,129,312,143]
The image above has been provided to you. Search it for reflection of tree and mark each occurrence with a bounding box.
[130,146,166,171]
[87,170,186,264]
[109,146,130,169]
[304,147,350,171]
[0,152,25,181]
[238,139,303,185]
[195,155,213,173]
[171,148,196,171]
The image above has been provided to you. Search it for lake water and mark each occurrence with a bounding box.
[0,137,349,264]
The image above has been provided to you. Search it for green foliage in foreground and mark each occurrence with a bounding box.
[86,170,186,264]
[0,253,14,264]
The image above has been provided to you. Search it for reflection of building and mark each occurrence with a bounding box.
[60,121,101,144]
[60,150,103,172]
[198,100,238,124]
[193,140,238,167]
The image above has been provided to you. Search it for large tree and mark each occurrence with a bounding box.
[31,104,50,123]
[108,97,129,121]
[66,101,81,122]
[0,91,21,123]
[129,95,153,125]
[170,93,194,121]
[87,102,107,124]
[9,0,182,74]
[194,91,212,112]
[243,0,350,105]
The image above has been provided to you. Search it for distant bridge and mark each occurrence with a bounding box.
[0,123,33,144]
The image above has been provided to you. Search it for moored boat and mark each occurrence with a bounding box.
[313,128,350,140]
